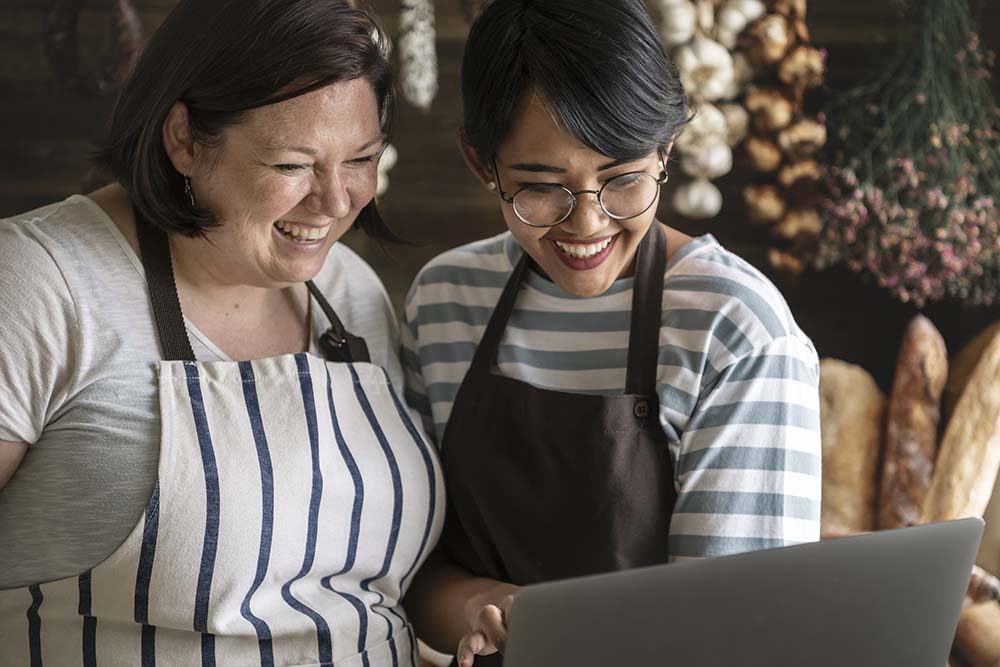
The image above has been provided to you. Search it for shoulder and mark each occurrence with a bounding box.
[0,198,93,298]
[406,232,513,307]
[663,235,816,364]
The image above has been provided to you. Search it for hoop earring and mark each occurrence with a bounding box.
[184,176,196,207]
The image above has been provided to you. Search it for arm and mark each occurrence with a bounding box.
[0,441,27,491]
[668,335,822,559]
[405,550,520,664]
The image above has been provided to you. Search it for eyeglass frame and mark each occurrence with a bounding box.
[489,149,669,228]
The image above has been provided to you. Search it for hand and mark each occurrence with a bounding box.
[456,582,520,667]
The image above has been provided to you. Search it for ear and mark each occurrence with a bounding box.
[456,128,497,192]
[162,101,198,176]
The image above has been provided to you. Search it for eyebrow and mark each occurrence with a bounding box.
[509,156,638,173]
[264,134,385,157]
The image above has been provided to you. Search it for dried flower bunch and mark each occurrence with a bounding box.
[816,0,1000,307]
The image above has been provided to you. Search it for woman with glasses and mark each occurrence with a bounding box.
[401,0,821,665]
[0,1,444,664]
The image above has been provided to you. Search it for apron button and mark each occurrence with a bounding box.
[634,400,650,418]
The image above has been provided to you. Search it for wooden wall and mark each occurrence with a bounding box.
[1,0,999,389]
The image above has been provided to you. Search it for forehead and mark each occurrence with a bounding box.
[498,92,604,165]
[236,78,381,148]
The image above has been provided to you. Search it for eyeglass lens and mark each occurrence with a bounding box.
[512,172,660,226]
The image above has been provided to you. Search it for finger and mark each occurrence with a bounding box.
[457,630,490,667]
[477,604,509,653]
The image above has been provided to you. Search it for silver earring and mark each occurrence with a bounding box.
[486,181,497,192]
[184,176,196,207]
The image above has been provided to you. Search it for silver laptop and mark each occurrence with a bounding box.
[503,518,983,667]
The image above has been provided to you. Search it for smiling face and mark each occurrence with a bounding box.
[180,77,383,288]
[483,96,666,297]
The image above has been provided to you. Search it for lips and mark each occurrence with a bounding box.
[548,233,619,270]
[274,220,331,244]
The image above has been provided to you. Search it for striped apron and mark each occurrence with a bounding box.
[0,216,444,667]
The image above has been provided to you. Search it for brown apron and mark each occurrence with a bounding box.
[439,223,678,666]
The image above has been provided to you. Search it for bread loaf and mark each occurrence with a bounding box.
[954,602,1000,667]
[878,315,948,529]
[819,359,886,533]
[980,473,1000,578]
[944,322,1000,426]
[921,327,1000,523]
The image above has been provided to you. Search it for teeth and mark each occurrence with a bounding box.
[275,220,331,243]
[553,237,613,259]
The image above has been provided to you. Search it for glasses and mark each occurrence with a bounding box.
[490,152,668,228]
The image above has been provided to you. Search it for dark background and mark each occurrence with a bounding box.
[2,0,999,390]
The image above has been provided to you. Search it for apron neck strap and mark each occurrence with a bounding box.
[624,221,667,395]
[135,207,197,362]
[133,205,370,364]
[469,223,668,395]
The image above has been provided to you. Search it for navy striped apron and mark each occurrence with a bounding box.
[0,216,444,666]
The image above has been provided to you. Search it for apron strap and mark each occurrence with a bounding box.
[468,251,531,374]
[624,222,668,395]
[469,223,668,394]
[305,281,371,364]
[135,207,196,362]
[133,205,369,364]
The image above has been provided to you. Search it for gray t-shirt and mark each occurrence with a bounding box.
[0,195,404,588]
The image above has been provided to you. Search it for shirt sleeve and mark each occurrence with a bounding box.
[400,280,436,443]
[0,223,79,444]
[667,334,822,560]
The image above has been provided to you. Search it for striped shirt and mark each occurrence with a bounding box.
[401,232,822,560]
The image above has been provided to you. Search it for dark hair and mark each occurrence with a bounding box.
[96,0,397,240]
[461,0,689,165]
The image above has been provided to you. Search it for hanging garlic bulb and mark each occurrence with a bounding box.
[672,178,723,219]
[375,144,398,199]
[673,37,735,102]
[718,102,750,146]
[399,0,438,112]
[726,0,766,23]
[658,0,697,48]
[681,141,733,179]
[674,102,727,155]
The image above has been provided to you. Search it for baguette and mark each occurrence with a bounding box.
[944,322,1000,426]
[878,315,948,529]
[819,359,885,533]
[921,328,1000,523]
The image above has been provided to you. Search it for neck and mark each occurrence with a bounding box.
[169,234,287,317]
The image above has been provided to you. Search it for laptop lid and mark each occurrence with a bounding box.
[503,518,983,667]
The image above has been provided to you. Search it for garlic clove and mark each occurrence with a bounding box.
[744,135,784,172]
[659,1,697,47]
[675,102,728,155]
[743,183,786,223]
[672,178,724,219]
[717,6,749,34]
[680,141,733,179]
[726,0,766,23]
[719,103,750,146]
[777,119,827,159]
[773,208,823,240]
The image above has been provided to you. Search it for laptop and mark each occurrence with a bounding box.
[503,518,983,667]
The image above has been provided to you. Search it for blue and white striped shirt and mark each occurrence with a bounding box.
[401,232,821,559]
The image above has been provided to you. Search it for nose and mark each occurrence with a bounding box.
[307,169,352,220]
[559,191,608,238]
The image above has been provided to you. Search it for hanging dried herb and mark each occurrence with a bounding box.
[816,0,1000,306]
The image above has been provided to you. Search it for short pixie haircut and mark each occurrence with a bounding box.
[97,0,396,239]
[461,0,689,165]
